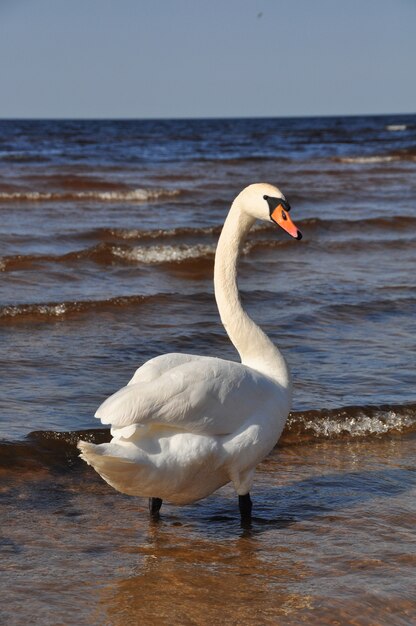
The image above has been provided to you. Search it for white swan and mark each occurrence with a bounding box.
[78,183,302,520]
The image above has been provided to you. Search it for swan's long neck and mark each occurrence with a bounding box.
[214,200,291,388]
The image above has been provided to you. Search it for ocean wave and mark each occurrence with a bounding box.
[81,223,273,243]
[337,155,399,164]
[385,124,407,131]
[336,148,416,164]
[0,295,152,322]
[0,151,51,163]
[2,290,413,326]
[92,225,222,241]
[0,188,182,203]
[0,292,211,323]
[283,403,416,444]
[23,173,134,192]
[1,403,414,472]
[90,219,343,242]
[310,238,415,255]
[2,214,415,273]
[1,237,301,273]
[196,155,290,165]
[69,214,416,245]
[317,296,416,322]
[0,242,217,272]
[112,243,216,264]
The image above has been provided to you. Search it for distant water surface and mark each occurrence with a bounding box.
[0,115,415,625]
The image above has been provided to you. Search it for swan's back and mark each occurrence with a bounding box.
[95,353,290,438]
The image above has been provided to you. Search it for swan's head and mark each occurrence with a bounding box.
[237,183,302,240]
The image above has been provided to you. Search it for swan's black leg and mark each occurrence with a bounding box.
[149,497,163,520]
[239,493,252,522]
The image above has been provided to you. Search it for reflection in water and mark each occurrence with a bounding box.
[87,437,416,625]
[101,519,314,625]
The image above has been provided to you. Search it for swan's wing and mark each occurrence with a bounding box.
[95,355,282,436]
[126,353,202,386]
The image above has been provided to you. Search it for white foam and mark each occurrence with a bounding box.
[340,156,398,164]
[386,124,407,132]
[1,303,68,318]
[112,244,216,264]
[0,188,181,202]
[47,303,67,316]
[0,192,52,201]
[77,189,181,201]
[304,409,415,438]
[112,228,179,241]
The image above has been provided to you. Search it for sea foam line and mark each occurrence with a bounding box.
[0,292,212,322]
[385,124,407,132]
[1,403,414,470]
[284,404,416,444]
[339,155,398,164]
[111,243,217,264]
[0,188,182,202]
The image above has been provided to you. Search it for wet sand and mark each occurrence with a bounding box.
[1,433,415,625]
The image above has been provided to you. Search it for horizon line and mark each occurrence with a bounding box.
[0,112,414,123]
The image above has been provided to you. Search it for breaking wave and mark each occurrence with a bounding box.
[3,290,413,326]
[0,188,182,203]
[0,294,161,322]
[43,214,416,246]
[0,242,217,272]
[338,155,399,164]
[1,403,414,472]
[111,243,216,264]
[385,124,407,131]
[2,213,415,273]
[90,225,222,242]
[0,292,212,323]
[283,403,416,444]
[336,148,416,164]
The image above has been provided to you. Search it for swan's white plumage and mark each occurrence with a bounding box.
[96,354,288,436]
[78,183,299,507]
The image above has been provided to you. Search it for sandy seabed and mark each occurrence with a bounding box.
[1,434,415,626]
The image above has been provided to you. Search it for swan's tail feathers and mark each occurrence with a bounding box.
[77,440,97,466]
[77,440,147,496]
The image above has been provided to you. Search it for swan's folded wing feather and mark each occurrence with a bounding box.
[127,353,202,386]
[95,356,279,436]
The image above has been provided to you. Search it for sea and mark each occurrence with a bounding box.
[1,115,415,625]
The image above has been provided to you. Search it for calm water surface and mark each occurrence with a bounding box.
[1,116,415,625]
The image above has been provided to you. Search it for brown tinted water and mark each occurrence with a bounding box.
[1,434,415,625]
[1,116,416,624]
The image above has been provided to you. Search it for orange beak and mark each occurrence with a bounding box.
[271,205,302,240]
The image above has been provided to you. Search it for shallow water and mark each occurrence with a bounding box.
[1,115,416,624]
[1,435,415,625]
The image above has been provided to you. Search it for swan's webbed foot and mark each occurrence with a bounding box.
[239,493,252,524]
[149,497,163,520]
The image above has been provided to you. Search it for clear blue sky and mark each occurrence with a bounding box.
[0,0,415,118]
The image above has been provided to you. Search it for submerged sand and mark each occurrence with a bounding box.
[1,433,415,625]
